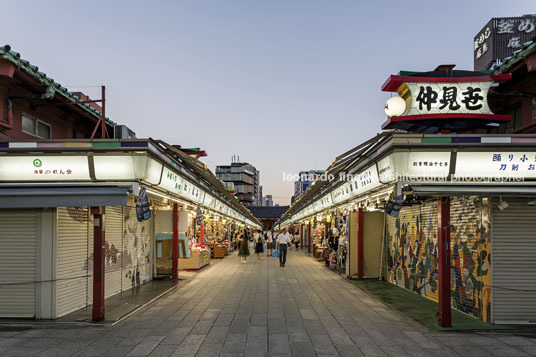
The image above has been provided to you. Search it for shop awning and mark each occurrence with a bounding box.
[0,185,130,208]
[407,182,536,196]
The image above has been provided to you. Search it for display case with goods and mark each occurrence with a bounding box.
[178,216,210,270]
[335,214,348,274]
[313,220,326,260]
[204,218,231,258]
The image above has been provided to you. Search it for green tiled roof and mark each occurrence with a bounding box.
[493,40,536,74]
[0,44,116,126]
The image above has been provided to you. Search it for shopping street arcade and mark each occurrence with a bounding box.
[0,138,261,321]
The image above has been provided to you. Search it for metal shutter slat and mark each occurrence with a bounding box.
[0,210,37,318]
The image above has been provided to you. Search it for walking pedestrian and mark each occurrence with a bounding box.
[293,230,300,251]
[254,230,264,260]
[266,230,273,257]
[238,230,250,264]
[276,228,291,267]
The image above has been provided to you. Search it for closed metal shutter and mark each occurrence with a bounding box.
[0,210,37,318]
[492,198,536,324]
[87,213,94,306]
[419,199,439,302]
[385,205,421,289]
[56,207,90,317]
[122,207,153,290]
[105,206,123,298]
[450,196,491,322]
[386,201,438,302]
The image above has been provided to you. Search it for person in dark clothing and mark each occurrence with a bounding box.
[238,230,250,264]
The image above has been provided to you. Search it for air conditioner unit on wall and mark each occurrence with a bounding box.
[114,125,136,139]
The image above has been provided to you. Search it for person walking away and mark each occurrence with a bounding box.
[266,230,273,257]
[293,231,300,251]
[254,230,264,260]
[277,228,291,267]
[238,230,250,264]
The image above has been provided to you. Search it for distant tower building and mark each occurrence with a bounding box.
[292,170,324,203]
[264,195,274,207]
[216,156,260,206]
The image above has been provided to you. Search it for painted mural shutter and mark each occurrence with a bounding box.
[417,199,439,302]
[386,213,398,283]
[492,198,536,324]
[140,215,153,283]
[105,206,123,298]
[56,207,90,317]
[0,210,37,318]
[385,205,420,291]
[122,207,153,291]
[449,197,491,322]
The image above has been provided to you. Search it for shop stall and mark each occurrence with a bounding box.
[280,132,536,325]
[0,138,261,320]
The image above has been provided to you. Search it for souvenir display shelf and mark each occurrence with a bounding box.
[178,246,210,270]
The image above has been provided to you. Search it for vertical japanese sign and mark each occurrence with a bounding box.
[474,16,536,71]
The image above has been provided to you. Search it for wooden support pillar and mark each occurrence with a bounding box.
[172,203,179,280]
[91,207,105,322]
[357,207,364,281]
[307,223,311,254]
[438,197,452,327]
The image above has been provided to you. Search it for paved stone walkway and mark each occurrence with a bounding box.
[1,248,536,356]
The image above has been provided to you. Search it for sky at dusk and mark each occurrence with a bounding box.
[1,0,534,205]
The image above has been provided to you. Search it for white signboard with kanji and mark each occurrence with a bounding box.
[0,156,91,181]
[406,82,493,116]
[454,152,536,179]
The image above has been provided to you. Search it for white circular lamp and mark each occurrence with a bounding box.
[384,96,406,117]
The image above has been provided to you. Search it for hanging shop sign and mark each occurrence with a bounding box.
[93,155,163,181]
[158,167,205,204]
[0,156,91,181]
[203,193,217,209]
[331,165,381,205]
[454,152,536,180]
[377,155,394,182]
[377,152,451,182]
[381,71,511,131]
[405,152,451,179]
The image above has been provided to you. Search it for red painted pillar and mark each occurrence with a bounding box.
[200,224,205,245]
[91,207,105,321]
[438,197,452,327]
[300,224,304,249]
[307,223,311,254]
[172,203,179,280]
[357,207,364,281]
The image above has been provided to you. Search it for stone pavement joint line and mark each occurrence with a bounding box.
[2,248,536,356]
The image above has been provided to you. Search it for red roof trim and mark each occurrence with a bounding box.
[381,73,512,92]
